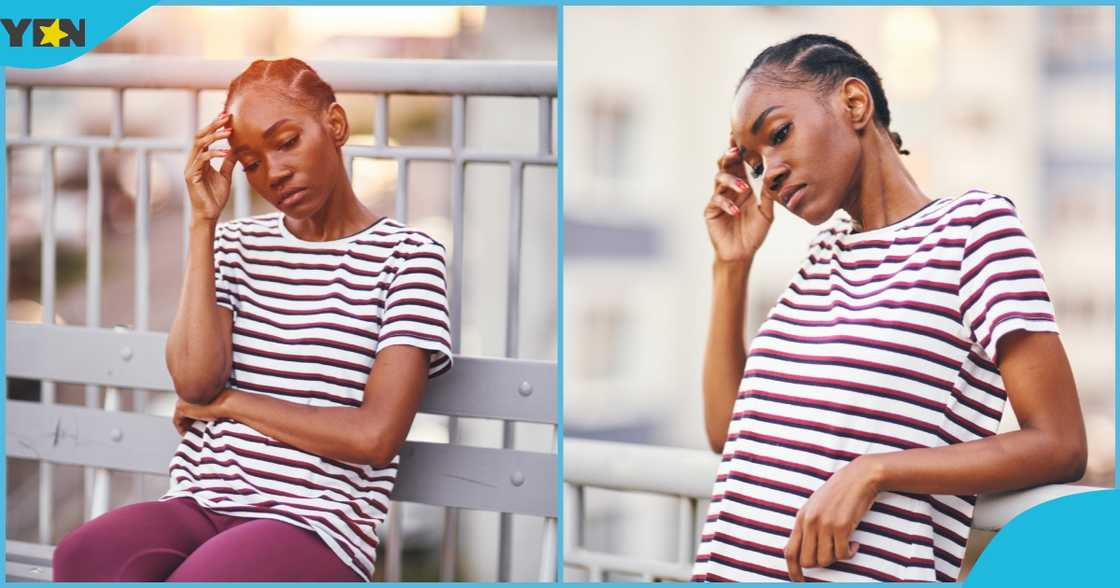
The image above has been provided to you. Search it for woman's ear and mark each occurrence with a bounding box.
[325,102,350,147]
[840,77,873,132]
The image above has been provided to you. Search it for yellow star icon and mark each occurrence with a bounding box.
[38,19,69,47]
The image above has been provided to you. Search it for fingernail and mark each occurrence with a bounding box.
[736,179,748,191]
[730,205,740,215]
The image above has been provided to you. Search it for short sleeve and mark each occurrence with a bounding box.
[376,240,453,378]
[213,223,238,312]
[958,195,1059,362]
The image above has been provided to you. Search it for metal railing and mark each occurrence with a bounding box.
[564,438,1106,582]
[5,54,557,582]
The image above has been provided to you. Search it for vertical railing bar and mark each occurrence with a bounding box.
[83,146,104,520]
[110,89,124,140]
[536,423,558,581]
[505,161,524,356]
[187,90,200,141]
[497,159,525,581]
[385,501,403,582]
[440,93,467,582]
[39,145,57,545]
[20,87,32,136]
[395,159,409,222]
[374,94,389,148]
[574,484,585,548]
[677,496,693,563]
[537,96,552,156]
[449,94,465,354]
[438,417,460,582]
[232,167,250,219]
[184,91,200,269]
[345,152,354,181]
[134,148,151,501]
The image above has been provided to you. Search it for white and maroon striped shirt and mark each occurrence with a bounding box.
[160,212,453,581]
[692,190,1059,582]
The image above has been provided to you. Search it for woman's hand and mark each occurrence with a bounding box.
[784,456,882,581]
[172,388,236,435]
[704,135,776,262]
[184,112,236,224]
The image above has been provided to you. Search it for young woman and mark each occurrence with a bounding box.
[52,58,452,582]
[692,35,1087,583]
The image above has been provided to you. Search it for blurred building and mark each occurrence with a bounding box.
[6,5,556,582]
[563,5,1113,579]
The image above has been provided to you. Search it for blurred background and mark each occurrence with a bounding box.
[5,5,556,581]
[563,5,1114,580]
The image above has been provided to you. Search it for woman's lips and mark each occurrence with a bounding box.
[279,188,308,208]
[784,184,807,210]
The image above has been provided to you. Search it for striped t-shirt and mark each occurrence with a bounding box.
[692,190,1059,582]
[159,212,453,581]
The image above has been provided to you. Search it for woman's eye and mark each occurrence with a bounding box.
[281,136,299,149]
[244,162,259,172]
[772,123,791,145]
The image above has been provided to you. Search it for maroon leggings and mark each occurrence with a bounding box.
[52,497,363,582]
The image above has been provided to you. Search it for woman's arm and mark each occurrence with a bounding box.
[164,219,234,405]
[703,258,752,453]
[166,112,237,405]
[782,331,1087,580]
[175,345,431,468]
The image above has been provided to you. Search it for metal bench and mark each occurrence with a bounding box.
[6,322,558,581]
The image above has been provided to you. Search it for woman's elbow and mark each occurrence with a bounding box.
[362,434,402,469]
[1055,436,1088,483]
[706,430,725,454]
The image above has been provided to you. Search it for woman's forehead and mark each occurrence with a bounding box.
[229,91,311,133]
[731,82,819,143]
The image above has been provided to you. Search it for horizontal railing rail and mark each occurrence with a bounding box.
[7,323,557,425]
[563,438,1107,582]
[7,55,557,96]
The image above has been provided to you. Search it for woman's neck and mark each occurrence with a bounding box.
[842,130,929,232]
[285,166,378,241]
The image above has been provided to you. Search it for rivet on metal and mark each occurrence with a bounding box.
[510,471,525,487]
[517,381,532,397]
[120,346,133,361]
[110,428,123,442]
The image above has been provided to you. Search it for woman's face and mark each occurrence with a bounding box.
[730,78,863,225]
[227,86,344,219]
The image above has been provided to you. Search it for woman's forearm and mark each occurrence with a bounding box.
[220,390,396,467]
[703,257,752,452]
[165,219,231,404]
[861,427,1087,497]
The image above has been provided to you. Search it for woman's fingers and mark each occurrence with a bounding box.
[834,536,860,562]
[188,113,231,160]
[816,532,836,569]
[218,149,237,179]
[784,522,805,582]
[799,524,818,571]
[714,171,751,200]
[186,149,231,185]
[706,193,740,219]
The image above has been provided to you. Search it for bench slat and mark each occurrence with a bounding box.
[6,322,557,423]
[6,400,557,517]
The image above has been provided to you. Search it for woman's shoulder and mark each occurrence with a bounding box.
[215,212,284,240]
[939,188,1021,221]
[361,218,448,255]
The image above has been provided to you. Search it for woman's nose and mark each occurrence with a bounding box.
[268,159,293,190]
[763,165,789,199]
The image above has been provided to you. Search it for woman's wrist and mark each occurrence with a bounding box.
[189,215,219,232]
[712,256,753,282]
[853,453,889,494]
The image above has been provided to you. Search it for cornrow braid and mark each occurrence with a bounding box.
[737,34,910,156]
[223,58,337,115]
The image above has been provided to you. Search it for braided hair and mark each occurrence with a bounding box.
[737,34,910,156]
[223,58,337,115]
